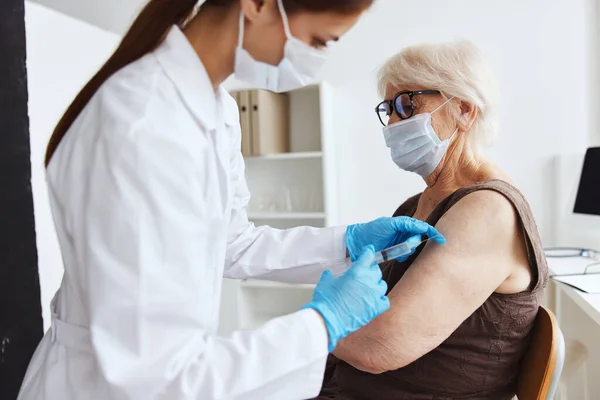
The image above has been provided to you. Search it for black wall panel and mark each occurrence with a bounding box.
[0,0,44,397]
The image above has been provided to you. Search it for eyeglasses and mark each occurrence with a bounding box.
[375,90,441,126]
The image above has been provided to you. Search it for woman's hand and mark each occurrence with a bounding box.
[345,216,445,261]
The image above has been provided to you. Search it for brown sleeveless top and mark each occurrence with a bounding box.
[316,180,548,400]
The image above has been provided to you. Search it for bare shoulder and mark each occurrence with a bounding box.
[431,186,531,294]
[437,189,519,243]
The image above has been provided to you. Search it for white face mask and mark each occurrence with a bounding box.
[382,97,457,178]
[234,0,330,93]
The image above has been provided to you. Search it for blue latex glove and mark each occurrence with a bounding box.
[302,246,390,352]
[346,216,446,261]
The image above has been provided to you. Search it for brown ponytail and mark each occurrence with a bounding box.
[44,0,374,166]
[44,0,198,166]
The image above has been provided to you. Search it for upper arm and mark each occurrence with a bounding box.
[388,190,517,338]
[226,144,252,242]
[338,190,525,372]
[223,102,255,255]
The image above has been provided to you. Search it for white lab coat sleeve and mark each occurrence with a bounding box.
[224,149,348,284]
[76,123,329,400]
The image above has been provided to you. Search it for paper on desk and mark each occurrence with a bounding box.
[546,257,598,277]
[553,274,600,294]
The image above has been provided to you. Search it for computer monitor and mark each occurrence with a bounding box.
[564,147,600,248]
[574,147,600,216]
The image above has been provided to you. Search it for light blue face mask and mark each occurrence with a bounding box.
[382,97,457,178]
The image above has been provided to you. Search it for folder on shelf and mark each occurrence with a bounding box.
[250,90,289,156]
[234,90,253,156]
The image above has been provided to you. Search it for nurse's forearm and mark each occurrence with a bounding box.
[224,224,348,283]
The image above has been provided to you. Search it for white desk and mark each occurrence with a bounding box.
[545,257,600,400]
[546,257,600,325]
[554,282,600,325]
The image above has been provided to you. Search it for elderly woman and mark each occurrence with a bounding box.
[315,41,548,400]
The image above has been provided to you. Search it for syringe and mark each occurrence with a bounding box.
[373,240,415,264]
[345,235,439,266]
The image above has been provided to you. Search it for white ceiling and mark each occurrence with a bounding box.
[30,0,146,34]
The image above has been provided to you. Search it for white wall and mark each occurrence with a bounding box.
[322,0,593,245]
[588,0,600,147]
[30,0,145,34]
[26,1,119,328]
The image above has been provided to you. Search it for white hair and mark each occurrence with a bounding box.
[378,40,500,150]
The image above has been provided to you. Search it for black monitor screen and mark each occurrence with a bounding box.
[574,147,600,216]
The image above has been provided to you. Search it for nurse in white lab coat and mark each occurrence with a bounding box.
[19,0,444,399]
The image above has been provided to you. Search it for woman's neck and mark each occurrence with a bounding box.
[418,137,488,213]
[183,6,239,91]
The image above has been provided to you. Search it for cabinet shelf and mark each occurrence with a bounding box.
[244,151,322,161]
[248,212,326,220]
[217,82,337,337]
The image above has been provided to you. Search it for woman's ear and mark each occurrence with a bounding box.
[240,0,272,22]
[457,100,478,132]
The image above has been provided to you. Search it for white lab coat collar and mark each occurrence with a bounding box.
[154,26,237,131]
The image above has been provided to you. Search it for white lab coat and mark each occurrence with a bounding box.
[18,26,349,400]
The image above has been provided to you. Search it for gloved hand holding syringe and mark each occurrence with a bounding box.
[344,234,442,267]
[303,231,444,352]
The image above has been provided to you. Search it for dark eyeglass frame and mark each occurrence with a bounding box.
[375,90,441,126]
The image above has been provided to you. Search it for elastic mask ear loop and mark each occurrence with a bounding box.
[237,11,245,48]
[192,1,204,17]
[240,0,290,47]
[276,0,293,39]
[180,0,206,28]
[431,96,455,115]
[441,97,459,143]
[448,128,459,143]
[430,97,456,143]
